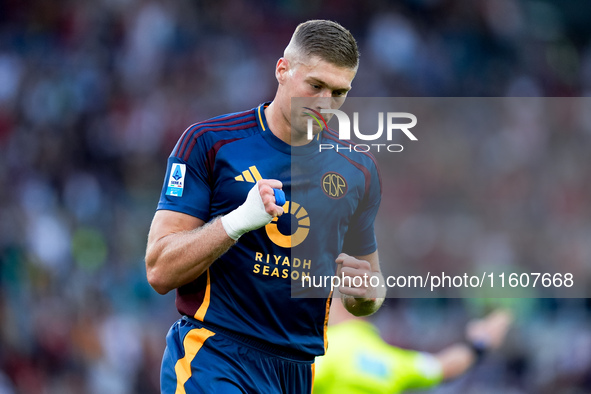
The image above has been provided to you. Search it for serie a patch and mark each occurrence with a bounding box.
[166,163,186,197]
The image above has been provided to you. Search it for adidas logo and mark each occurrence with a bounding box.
[235,166,262,183]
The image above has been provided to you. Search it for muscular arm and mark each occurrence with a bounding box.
[338,251,386,317]
[145,211,235,295]
[146,179,284,295]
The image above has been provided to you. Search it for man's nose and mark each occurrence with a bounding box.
[314,95,333,111]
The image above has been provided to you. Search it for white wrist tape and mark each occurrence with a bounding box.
[221,182,273,240]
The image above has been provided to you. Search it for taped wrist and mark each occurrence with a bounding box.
[221,182,273,240]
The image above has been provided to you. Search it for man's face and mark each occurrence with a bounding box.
[279,56,357,141]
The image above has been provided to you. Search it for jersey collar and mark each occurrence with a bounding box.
[256,102,320,156]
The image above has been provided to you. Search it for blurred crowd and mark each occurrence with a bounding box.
[1,0,591,393]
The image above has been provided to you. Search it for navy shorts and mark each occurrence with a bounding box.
[161,317,315,394]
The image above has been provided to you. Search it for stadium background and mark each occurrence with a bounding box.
[1,0,591,392]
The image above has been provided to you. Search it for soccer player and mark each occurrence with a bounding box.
[313,301,513,393]
[145,20,385,393]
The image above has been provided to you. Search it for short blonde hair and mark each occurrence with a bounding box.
[288,20,359,70]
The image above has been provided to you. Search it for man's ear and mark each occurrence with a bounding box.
[276,57,289,85]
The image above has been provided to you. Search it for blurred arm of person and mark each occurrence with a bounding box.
[145,179,284,294]
[434,309,514,380]
[313,305,513,394]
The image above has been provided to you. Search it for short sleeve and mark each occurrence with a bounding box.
[157,138,212,221]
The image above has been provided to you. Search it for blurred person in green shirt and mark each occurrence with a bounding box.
[313,301,512,394]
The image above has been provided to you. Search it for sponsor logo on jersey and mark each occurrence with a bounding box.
[166,163,186,197]
[265,201,310,248]
[234,166,262,183]
[234,165,311,248]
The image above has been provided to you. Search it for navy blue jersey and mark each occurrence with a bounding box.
[157,103,381,356]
